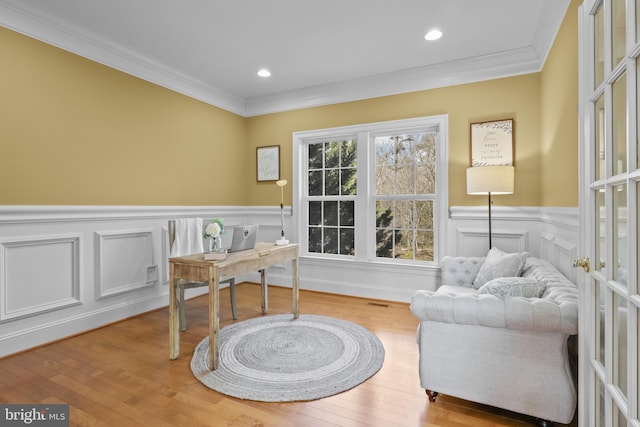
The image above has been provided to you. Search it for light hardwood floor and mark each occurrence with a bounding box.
[0,283,577,426]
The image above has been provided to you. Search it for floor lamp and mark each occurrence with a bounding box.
[275,179,289,245]
[466,166,514,250]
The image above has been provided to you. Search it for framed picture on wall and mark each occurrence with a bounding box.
[470,119,514,166]
[256,145,280,181]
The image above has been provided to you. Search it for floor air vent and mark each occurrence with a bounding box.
[367,302,390,308]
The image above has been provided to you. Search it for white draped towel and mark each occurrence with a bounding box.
[170,218,204,257]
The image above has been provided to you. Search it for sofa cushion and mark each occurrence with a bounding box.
[473,248,528,289]
[477,277,546,298]
[441,256,485,288]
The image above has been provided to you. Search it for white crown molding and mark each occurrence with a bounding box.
[244,46,543,117]
[0,0,569,117]
[531,0,571,65]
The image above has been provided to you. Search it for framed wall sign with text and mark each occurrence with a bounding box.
[470,119,514,166]
[256,145,280,181]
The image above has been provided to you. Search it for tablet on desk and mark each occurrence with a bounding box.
[228,225,258,253]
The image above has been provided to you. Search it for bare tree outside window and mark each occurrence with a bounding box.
[374,132,436,261]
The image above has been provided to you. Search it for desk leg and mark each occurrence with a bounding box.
[292,257,299,319]
[169,262,180,359]
[208,266,220,371]
[260,269,268,314]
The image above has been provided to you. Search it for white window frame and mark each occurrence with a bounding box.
[292,115,449,265]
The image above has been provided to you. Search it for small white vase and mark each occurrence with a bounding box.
[208,237,216,252]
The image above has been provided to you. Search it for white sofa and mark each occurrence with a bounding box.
[410,252,579,426]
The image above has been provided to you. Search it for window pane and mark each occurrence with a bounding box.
[325,169,339,195]
[308,170,323,196]
[309,143,323,169]
[339,228,355,255]
[637,57,640,169]
[309,201,321,225]
[596,188,606,273]
[339,201,354,227]
[376,200,393,228]
[416,132,436,163]
[376,166,395,195]
[323,201,338,226]
[416,200,433,229]
[395,166,415,195]
[340,140,357,167]
[596,374,605,426]
[323,228,338,254]
[614,404,627,426]
[612,72,627,175]
[596,283,605,364]
[613,184,627,286]
[416,230,434,261]
[395,200,413,229]
[395,229,413,260]
[376,228,394,258]
[376,200,395,258]
[637,0,640,42]
[595,5,604,87]
[309,227,322,253]
[395,135,414,166]
[613,294,628,397]
[416,164,435,194]
[341,168,357,195]
[325,141,340,168]
[595,95,605,181]
[375,137,394,166]
[612,0,626,67]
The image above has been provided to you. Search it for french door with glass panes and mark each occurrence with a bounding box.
[579,0,639,426]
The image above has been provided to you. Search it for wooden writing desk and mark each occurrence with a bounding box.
[169,242,299,370]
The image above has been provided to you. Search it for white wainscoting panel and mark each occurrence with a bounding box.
[94,229,156,299]
[455,227,530,256]
[0,234,81,321]
[0,205,578,357]
[449,206,579,275]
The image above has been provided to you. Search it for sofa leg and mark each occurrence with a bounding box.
[535,419,553,427]
[425,389,439,402]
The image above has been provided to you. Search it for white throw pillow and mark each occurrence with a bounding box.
[472,247,528,289]
[477,277,546,298]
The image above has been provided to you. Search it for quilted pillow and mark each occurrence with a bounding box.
[477,277,546,298]
[472,247,528,289]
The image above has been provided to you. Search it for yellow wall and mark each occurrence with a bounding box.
[247,76,542,207]
[0,26,248,205]
[539,0,580,206]
[1,1,579,208]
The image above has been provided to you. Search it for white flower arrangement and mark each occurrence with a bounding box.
[204,218,224,239]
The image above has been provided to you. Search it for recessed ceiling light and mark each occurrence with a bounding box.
[257,69,271,78]
[424,30,442,41]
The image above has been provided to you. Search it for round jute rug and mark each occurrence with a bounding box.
[190,314,385,402]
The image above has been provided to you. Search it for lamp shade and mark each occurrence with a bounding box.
[466,166,514,195]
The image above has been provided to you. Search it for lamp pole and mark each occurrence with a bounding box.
[275,180,289,245]
[487,192,493,250]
